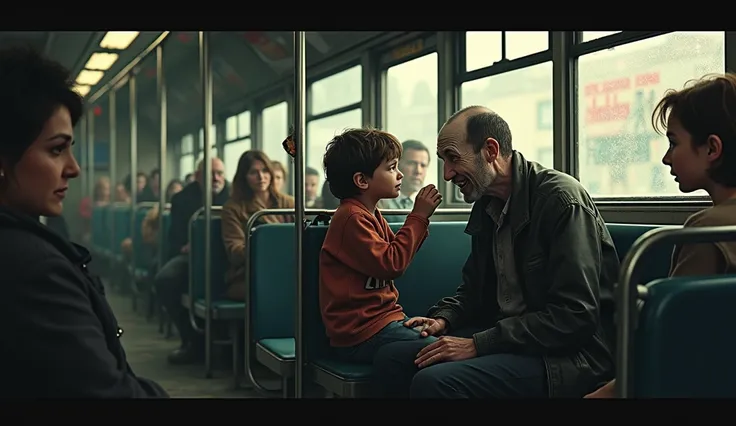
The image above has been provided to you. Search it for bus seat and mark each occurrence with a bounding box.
[394,221,472,317]
[304,221,471,398]
[635,274,736,397]
[112,205,132,264]
[160,210,171,265]
[189,216,242,321]
[606,223,673,284]
[91,205,107,255]
[132,205,154,279]
[251,224,297,379]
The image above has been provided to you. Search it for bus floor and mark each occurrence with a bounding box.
[105,282,266,398]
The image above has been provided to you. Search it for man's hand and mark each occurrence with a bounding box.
[584,379,616,398]
[180,244,190,254]
[415,336,477,368]
[404,316,447,337]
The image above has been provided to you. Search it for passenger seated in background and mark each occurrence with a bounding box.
[125,178,183,253]
[379,140,432,223]
[79,176,110,244]
[270,160,287,193]
[221,150,295,301]
[586,73,736,398]
[378,139,431,210]
[372,106,618,399]
[115,181,130,203]
[138,168,161,202]
[141,179,184,248]
[0,47,167,398]
[319,128,442,364]
[155,157,230,365]
[305,166,321,207]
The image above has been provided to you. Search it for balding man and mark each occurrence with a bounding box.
[155,157,230,365]
[371,106,618,398]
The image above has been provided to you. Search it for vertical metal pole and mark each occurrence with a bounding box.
[129,74,138,264]
[157,44,168,270]
[109,91,117,267]
[293,30,306,399]
[199,30,214,379]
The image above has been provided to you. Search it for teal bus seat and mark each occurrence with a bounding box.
[190,216,243,321]
[132,206,154,278]
[634,275,736,397]
[392,222,471,317]
[91,205,108,255]
[111,205,132,262]
[250,224,297,379]
[303,222,471,398]
[160,210,171,267]
[606,223,673,284]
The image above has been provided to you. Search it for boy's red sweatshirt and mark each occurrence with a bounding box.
[319,198,429,347]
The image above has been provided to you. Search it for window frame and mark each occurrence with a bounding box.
[304,62,364,190]
[569,30,717,205]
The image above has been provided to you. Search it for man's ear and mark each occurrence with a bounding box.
[482,137,500,163]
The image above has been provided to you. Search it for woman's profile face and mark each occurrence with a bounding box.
[0,105,79,217]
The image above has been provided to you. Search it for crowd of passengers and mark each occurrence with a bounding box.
[1,46,736,398]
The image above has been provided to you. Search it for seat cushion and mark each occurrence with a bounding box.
[258,338,295,360]
[312,358,373,381]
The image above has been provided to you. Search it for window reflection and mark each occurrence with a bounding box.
[577,32,723,197]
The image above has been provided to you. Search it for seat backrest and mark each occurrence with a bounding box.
[112,205,132,255]
[160,210,171,263]
[635,274,736,397]
[390,222,471,317]
[250,223,297,340]
[189,216,228,301]
[303,224,330,360]
[606,223,674,284]
[132,206,153,269]
[91,205,108,250]
[301,221,472,361]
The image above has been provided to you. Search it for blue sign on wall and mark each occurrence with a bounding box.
[73,141,109,169]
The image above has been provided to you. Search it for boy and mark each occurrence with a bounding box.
[319,128,443,364]
[586,73,736,398]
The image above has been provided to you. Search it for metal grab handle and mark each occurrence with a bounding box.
[241,207,473,396]
[616,225,736,398]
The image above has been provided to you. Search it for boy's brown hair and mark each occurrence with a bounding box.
[652,73,736,186]
[323,128,402,199]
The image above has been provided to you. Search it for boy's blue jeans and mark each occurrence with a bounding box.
[333,316,438,364]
